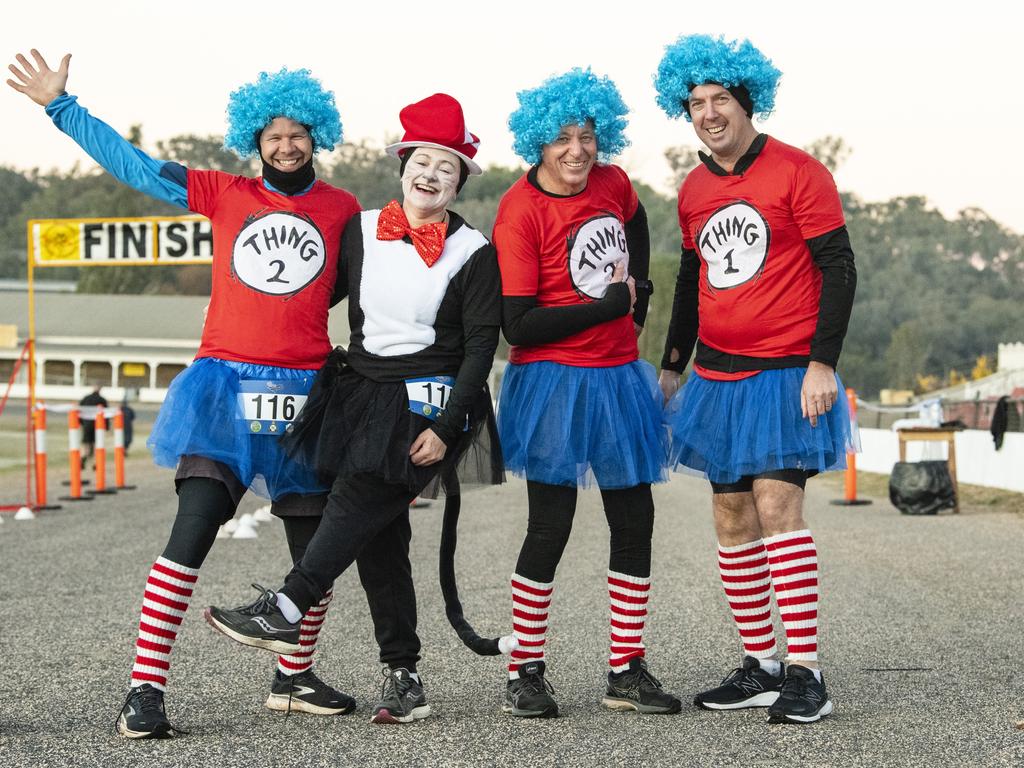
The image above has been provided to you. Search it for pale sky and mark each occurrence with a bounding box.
[2,1,1020,234]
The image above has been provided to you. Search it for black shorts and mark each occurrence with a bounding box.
[175,455,327,517]
[709,468,817,495]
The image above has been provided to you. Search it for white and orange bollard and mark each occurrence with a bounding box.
[112,409,135,491]
[59,408,92,502]
[31,405,62,510]
[91,408,116,495]
[33,405,48,507]
[831,387,872,507]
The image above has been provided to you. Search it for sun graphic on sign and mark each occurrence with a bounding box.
[38,222,80,262]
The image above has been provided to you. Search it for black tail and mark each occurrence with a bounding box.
[437,476,503,656]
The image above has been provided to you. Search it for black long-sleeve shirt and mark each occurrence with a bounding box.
[502,193,652,348]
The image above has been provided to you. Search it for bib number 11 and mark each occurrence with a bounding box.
[405,376,455,422]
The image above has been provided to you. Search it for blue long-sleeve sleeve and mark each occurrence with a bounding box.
[45,93,189,210]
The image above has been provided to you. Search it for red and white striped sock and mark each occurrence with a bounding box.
[277,590,333,676]
[508,574,553,679]
[764,529,819,662]
[718,540,779,660]
[130,556,199,691]
[608,570,649,673]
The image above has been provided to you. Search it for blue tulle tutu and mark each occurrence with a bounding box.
[497,360,669,489]
[664,367,856,484]
[148,357,327,499]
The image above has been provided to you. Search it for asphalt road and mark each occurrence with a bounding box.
[1,461,1022,767]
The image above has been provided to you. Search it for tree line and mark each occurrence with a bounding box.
[2,128,1022,399]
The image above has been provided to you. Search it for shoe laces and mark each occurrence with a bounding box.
[114,686,189,736]
[518,670,555,697]
[232,583,278,615]
[279,669,322,718]
[630,663,664,692]
[779,673,809,701]
[380,667,413,699]
[721,664,766,696]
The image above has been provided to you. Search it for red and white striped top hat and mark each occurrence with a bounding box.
[385,93,482,175]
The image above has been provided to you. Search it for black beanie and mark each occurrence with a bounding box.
[682,83,754,119]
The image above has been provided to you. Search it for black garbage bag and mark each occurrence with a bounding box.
[889,461,956,515]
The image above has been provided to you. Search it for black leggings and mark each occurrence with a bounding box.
[160,477,320,570]
[514,480,655,583]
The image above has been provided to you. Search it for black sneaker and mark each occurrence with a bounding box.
[694,655,784,710]
[603,657,682,714]
[767,664,833,724]
[503,661,558,718]
[116,684,179,739]
[266,668,357,716]
[371,667,431,724]
[204,584,300,654]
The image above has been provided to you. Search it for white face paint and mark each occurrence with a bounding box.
[400,147,461,221]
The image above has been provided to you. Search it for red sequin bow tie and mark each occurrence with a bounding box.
[376,200,447,267]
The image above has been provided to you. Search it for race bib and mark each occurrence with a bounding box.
[405,376,455,422]
[237,378,309,434]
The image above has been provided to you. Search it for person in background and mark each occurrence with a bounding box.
[78,384,108,468]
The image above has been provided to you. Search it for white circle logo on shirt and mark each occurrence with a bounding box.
[696,201,770,290]
[231,211,326,296]
[567,213,629,300]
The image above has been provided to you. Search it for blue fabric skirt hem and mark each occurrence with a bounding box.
[147,357,326,499]
[496,360,668,490]
[664,367,856,485]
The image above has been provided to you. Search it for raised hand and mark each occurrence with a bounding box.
[7,49,71,107]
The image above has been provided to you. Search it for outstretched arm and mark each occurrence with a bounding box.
[7,49,189,210]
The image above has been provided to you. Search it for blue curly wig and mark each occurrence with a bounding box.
[508,68,630,165]
[224,68,342,158]
[654,35,781,121]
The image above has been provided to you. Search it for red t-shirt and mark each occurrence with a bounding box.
[494,164,640,367]
[678,137,844,381]
[188,170,360,369]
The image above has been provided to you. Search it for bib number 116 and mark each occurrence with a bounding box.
[248,393,298,422]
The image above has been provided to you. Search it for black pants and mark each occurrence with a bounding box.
[515,480,655,583]
[164,476,421,671]
[280,473,423,672]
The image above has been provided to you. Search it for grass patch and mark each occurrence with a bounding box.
[815,470,1024,515]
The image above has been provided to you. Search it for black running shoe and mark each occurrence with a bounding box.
[694,655,784,710]
[503,661,559,718]
[116,684,179,739]
[767,665,833,724]
[204,584,300,654]
[603,657,682,714]
[266,668,357,716]
[371,667,431,724]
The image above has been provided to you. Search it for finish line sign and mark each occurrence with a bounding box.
[29,216,213,267]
